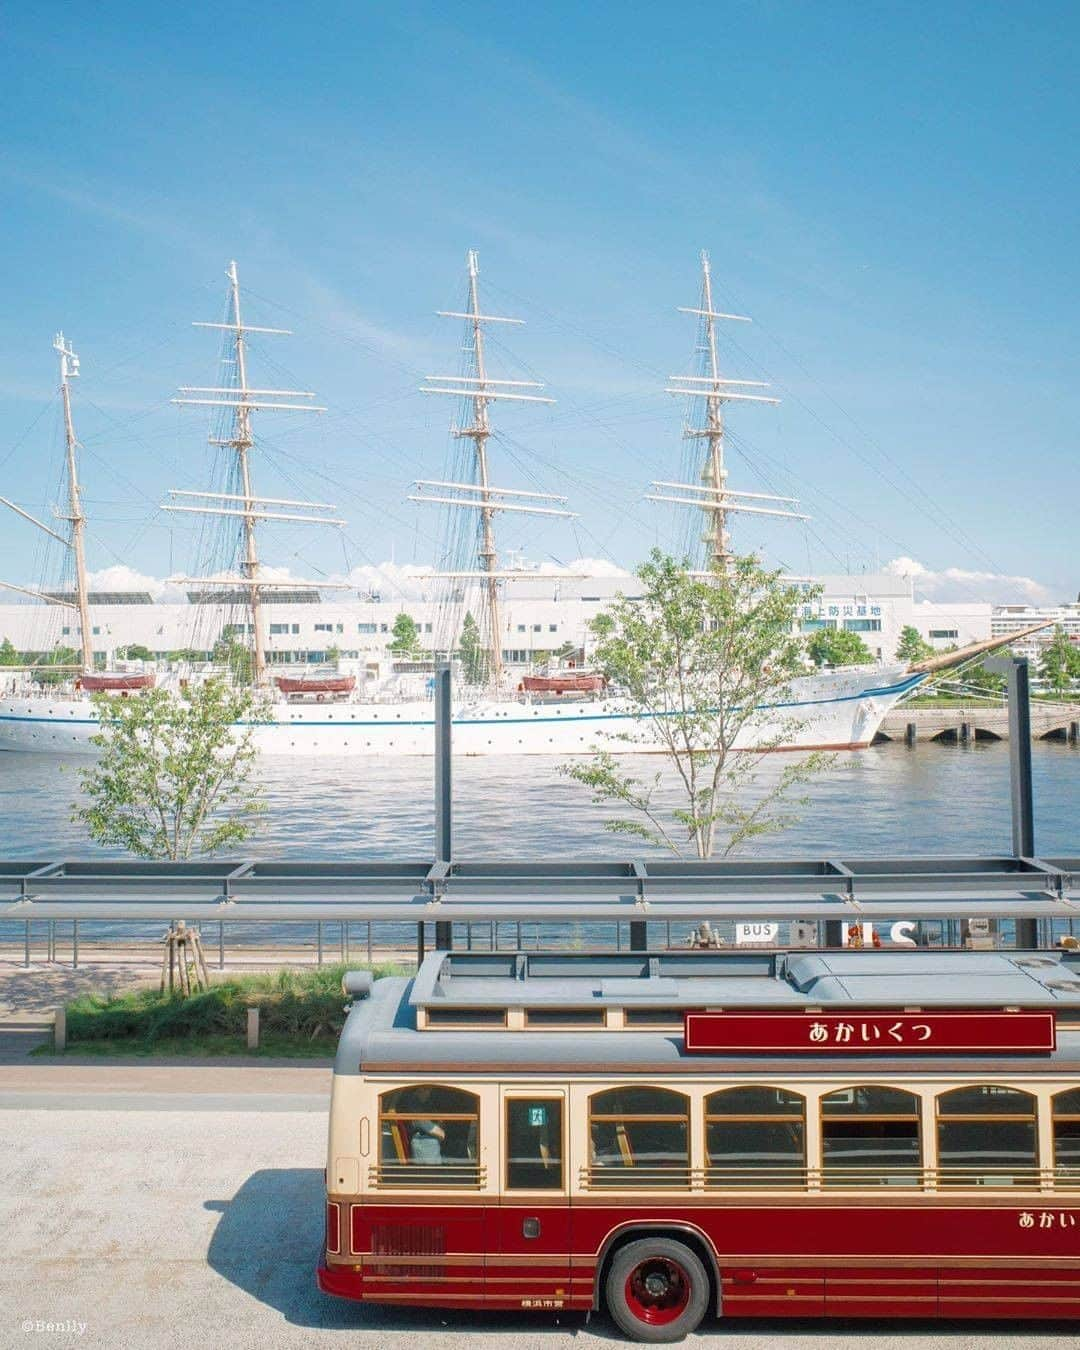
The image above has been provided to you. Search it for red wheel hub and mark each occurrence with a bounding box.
[624,1256,692,1325]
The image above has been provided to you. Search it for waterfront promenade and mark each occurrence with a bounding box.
[3,1060,1078,1350]
[879,701,1080,743]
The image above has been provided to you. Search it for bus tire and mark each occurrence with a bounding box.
[605,1237,708,1342]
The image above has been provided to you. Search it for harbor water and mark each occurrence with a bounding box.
[1,742,1078,953]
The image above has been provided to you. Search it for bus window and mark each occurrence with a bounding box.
[1051,1087,1080,1185]
[588,1086,689,1188]
[705,1086,805,1188]
[936,1085,1037,1187]
[377,1085,480,1186]
[821,1085,921,1187]
[506,1098,564,1190]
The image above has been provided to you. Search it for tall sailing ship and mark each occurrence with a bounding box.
[0,255,933,756]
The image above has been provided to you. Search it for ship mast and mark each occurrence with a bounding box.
[413,250,574,686]
[56,334,94,671]
[648,251,807,570]
[165,261,344,687]
[464,251,501,683]
[0,337,94,637]
[225,263,265,684]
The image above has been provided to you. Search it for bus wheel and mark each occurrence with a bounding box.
[606,1237,708,1342]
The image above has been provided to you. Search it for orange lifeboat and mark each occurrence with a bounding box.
[79,672,156,692]
[274,674,356,696]
[520,672,606,695]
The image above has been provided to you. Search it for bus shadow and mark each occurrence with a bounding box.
[204,1175,1076,1342]
[203,1168,588,1337]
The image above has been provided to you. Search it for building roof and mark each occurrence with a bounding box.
[43,590,155,605]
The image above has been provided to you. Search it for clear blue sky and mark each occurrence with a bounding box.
[0,1,1076,603]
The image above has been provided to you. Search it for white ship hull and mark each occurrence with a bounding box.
[0,666,923,756]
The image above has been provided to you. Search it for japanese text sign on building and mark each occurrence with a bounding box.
[683,1010,1056,1054]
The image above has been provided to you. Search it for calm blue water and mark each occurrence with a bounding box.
[2,743,1077,950]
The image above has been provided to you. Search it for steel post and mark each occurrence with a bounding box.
[434,661,453,953]
[435,662,452,863]
[987,655,1035,857]
[988,655,1037,947]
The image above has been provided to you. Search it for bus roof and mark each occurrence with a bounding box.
[333,950,1080,1077]
[410,949,1080,1009]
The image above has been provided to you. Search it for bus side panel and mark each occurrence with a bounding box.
[939,1267,1080,1319]
[571,1199,1080,1319]
[720,1267,826,1317]
[823,1267,938,1317]
[487,1202,575,1311]
[350,1202,487,1307]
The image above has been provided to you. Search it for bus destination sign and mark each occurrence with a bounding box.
[683,1010,1056,1054]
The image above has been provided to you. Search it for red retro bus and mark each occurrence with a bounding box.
[318,949,1080,1341]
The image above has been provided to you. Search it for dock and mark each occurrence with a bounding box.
[878,701,1080,744]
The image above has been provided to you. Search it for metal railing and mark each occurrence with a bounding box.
[369,1162,485,1189]
[579,1164,1080,1192]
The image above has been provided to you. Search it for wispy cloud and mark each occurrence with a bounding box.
[0,163,206,255]
[885,555,1053,605]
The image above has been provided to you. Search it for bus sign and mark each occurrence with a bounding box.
[684,1010,1056,1054]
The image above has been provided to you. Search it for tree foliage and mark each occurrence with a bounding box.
[962,660,1006,694]
[806,626,874,667]
[32,645,81,685]
[560,551,833,859]
[389,611,421,657]
[211,634,254,685]
[74,679,266,860]
[116,643,153,661]
[895,625,933,664]
[1039,626,1080,696]
[0,637,19,666]
[457,610,487,684]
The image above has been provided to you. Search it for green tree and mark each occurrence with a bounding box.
[806,627,874,668]
[116,643,153,661]
[211,634,254,685]
[74,679,266,860]
[1039,626,1080,696]
[895,625,933,664]
[324,644,341,664]
[32,645,80,686]
[962,661,1006,694]
[167,648,205,662]
[389,611,421,657]
[0,637,19,666]
[559,551,833,859]
[457,610,487,684]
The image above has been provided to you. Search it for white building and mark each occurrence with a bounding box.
[990,601,1080,660]
[0,571,995,672]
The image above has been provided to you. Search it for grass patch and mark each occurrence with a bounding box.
[45,962,406,1057]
